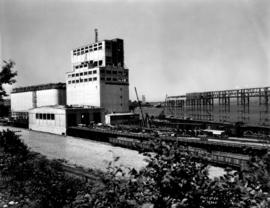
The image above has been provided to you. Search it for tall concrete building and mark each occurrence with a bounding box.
[66,31,129,113]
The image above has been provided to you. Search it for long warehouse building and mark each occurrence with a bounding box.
[165,86,270,127]
[10,83,66,120]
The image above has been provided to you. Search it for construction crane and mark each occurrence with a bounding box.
[134,87,145,127]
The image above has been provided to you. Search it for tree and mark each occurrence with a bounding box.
[0,60,17,101]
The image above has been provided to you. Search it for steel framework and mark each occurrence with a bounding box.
[165,87,270,126]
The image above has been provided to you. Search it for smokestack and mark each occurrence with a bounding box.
[94,29,98,43]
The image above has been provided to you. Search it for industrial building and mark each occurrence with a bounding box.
[165,87,270,127]
[29,105,104,135]
[10,83,66,120]
[105,113,140,125]
[66,30,129,113]
[8,31,136,133]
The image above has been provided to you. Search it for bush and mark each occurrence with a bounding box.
[1,130,270,208]
[0,130,85,207]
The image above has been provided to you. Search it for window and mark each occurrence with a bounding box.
[100,69,105,74]
[84,78,88,82]
[36,114,38,119]
[89,61,93,68]
[94,62,97,67]
[84,72,87,75]
[68,81,71,84]
[106,77,111,81]
[113,78,117,81]
[47,114,51,120]
[80,79,83,83]
[93,70,97,74]
[80,72,83,76]
[93,77,97,81]
[72,74,75,77]
[94,48,97,51]
[76,80,79,83]
[99,60,103,65]
[51,114,55,120]
[89,78,92,81]
[76,73,79,77]
[72,80,75,83]
[106,70,111,74]
[88,71,92,75]
[42,114,46,120]
[101,77,105,81]
[106,56,112,63]
[98,46,102,50]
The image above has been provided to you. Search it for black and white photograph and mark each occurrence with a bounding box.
[0,0,270,207]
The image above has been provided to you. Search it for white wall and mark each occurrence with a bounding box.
[37,89,62,107]
[29,107,66,135]
[11,91,34,112]
[66,80,101,106]
[11,88,66,114]
[71,41,106,66]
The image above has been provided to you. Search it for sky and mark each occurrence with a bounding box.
[0,0,269,101]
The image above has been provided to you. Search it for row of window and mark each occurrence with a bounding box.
[74,60,103,69]
[100,69,127,75]
[68,70,97,78]
[101,77,128,82]
[73,45,103,55]
[67,69,128,78]
[68,77,97,84]
[73,42,102,51]
[67,77,128,84]
[36,113,55,120]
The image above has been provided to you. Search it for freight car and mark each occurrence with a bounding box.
[109,137,249,168]
[184,146,249,168]
[109,137,151,150]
